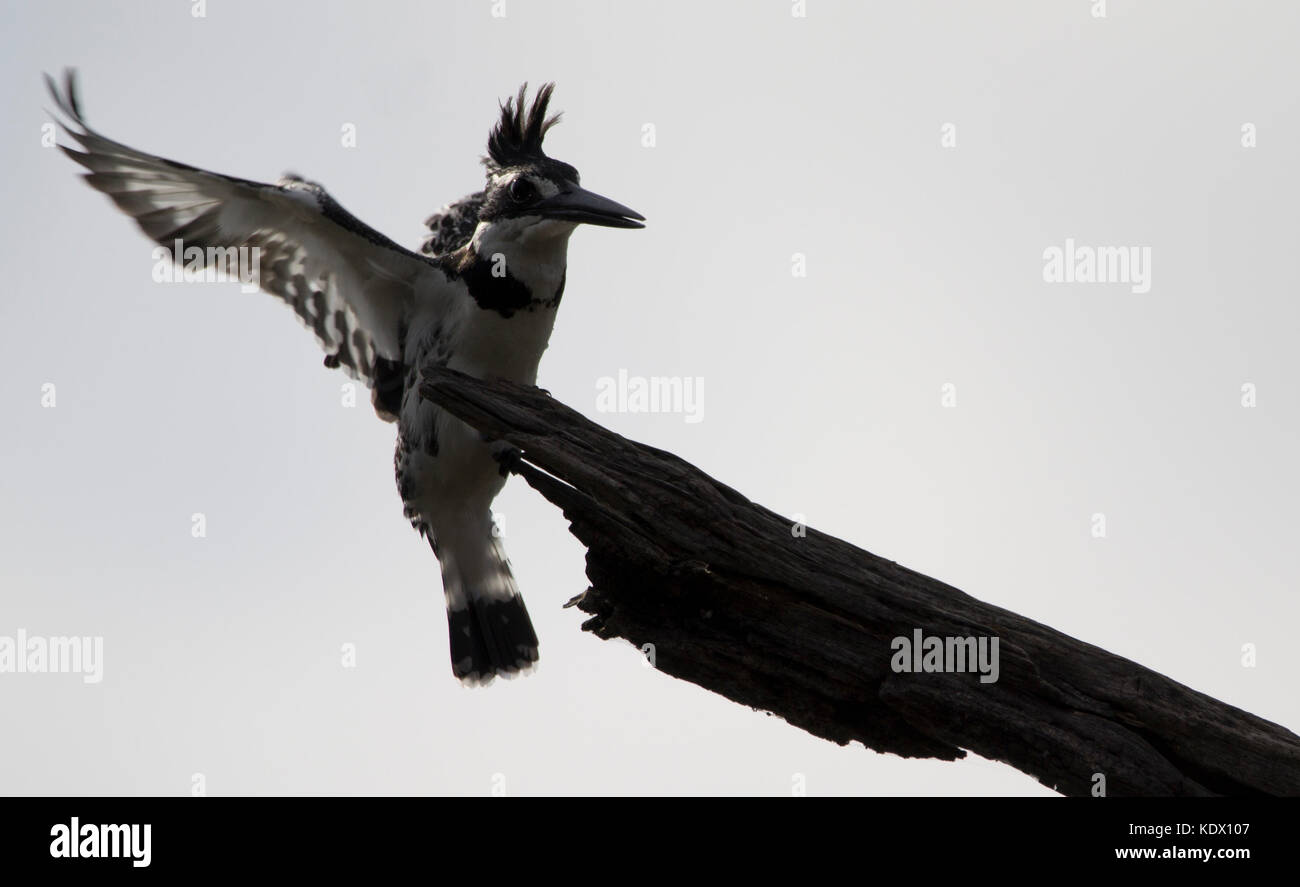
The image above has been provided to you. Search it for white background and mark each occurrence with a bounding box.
[1,0,1296,795]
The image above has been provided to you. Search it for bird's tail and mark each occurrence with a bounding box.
[436,526,539,685]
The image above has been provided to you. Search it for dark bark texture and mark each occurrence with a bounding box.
[420,367,1300,796]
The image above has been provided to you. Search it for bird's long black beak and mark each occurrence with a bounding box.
[534,184,645,229]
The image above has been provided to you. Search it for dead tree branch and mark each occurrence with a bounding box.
[420,367,1300,796]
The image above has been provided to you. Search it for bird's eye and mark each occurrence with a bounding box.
[509,178,536,202]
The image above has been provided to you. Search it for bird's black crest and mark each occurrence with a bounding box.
[485,83,561,171]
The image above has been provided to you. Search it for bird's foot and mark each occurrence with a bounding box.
[493,445,524,477]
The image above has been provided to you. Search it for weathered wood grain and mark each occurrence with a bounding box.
[420,366,1300,796]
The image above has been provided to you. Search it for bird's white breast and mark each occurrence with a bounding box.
[449,304,559,384]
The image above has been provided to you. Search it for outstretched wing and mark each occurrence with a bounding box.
[420,191,484,256]
[46,69,453,400]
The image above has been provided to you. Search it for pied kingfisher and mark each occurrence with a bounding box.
[46,71,644,684]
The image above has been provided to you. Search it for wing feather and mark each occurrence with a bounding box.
[47,69,457,402]
[420,191,485,256]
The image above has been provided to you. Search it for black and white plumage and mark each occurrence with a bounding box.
[421,191,484,257]
[47,71,644,684]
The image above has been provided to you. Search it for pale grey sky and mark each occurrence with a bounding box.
[1,0,1296,795]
